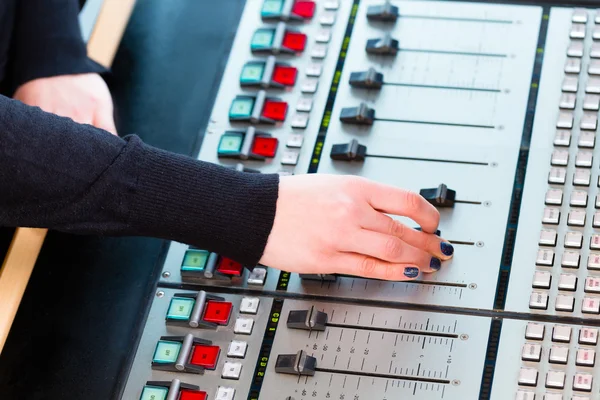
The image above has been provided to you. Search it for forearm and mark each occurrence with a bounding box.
[0,95,278,265]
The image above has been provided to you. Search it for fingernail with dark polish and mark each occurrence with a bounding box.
[404,267,419,278]
[441,242,454,256]
[430,257,441,271]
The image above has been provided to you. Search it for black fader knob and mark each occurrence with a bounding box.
[349,67,384,89]
[287,305,328,331]
[340,103,375,125]
[420,184,456,208]
[367,1,399,22]
[330,139,367,162]
[366,33,399,55]
[275,350,317,376]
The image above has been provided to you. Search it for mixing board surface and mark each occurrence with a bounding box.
[120,1,600,399]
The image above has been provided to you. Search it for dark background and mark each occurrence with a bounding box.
[0,1,245,399]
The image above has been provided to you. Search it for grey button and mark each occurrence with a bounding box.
[221,361,243,380]
[296,97,313,112]
[549,345,570,363]
[575,150,593,167]
[240,297,260,314]
[587,76,600,92]
[596,194,600,208]
[594,26,600,40]
[247,267,267,285]
[591,234,600,250]
[592,42,600,58]
[324,0,339,10]
[549,167,567,184]
[545,370,566,388]
[573,169,591,186]
[579,328,599,344]
[556,112,574,129]
[301,78,319,94]
[562,75,579,92]
[518,368,538,386]
[568,41,585,57]
[540,229,558,246]
[542,207,561,225]
[319,11,336,26]
[552,325,572,342]
[215,387,235,400]
[521,343,542,361]
[555,294,575,311]
[596,9,600,23]
[536,249,555,266]
[544,394,562,400]
[570,190,588,207]
[571,23,587,39]
[305,63,322,77]
[568,210,587,226]
[227,340,248,358]
[315,28,332,43]
[559,93,576,109]
[578,131,596,148]
[233,317,254,334]
[290,114,309,129]
[583,94,600,110]
[281,150,300,165]
[582,297,600,314]
[585,276,600,293]
[554,129,571,146]
[530,292,548,310]
[588,253,600,269]
[594,211,600,227]
[573,372,594,391]
[590,59,600,75]
[572,396,591,400]
[558,273,578,291]
[551,149,569,166]
[515,390,536,400]
[286,133,304,148]
[565,231,583,248]
[573,8,589,23]
[533,270,552,289]
[545,188,563,205]
[526,322,545,340]
[581,112,598,130]
[311,44,328,59]
[566,57,582,73]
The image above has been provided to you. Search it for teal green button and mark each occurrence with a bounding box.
[182,249,209,271]
[262,0,283,16]
[153,340,181,364]
[229,97,255,119]
[140,386,168,400]
[251,29,275,50]
[166,297,195,320]
[218,133,244,155]
[240,63,265,85]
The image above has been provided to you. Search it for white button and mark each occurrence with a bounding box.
[594,26,600,40]
[533,270,552,289]
[597,194,600,208]
[281,150,299,166]
[587,76,600,92]
[579,327,599,344]
[558,274,578,291]
[286,133,304,148]
[521,343,542,361]
[573,373,593,392]
[596,10,600,23]
[581,113,598,130]
[588,253,600,270]
[543,394,562,400]
[592,42,600,58]
[554,129,571,146]
[240,297,260,314]
[311,44,328,59]
[594,212,600,227]
[565,231,583,248]
[566,57,582,73]
[221,361,243,380]
[315,28,332,43]
[227,340,248,358]
[573,8,589,23]
[590,59,600,75]
[563,76,579,92]
[545,370,565,389]
[301,78,319,94]
[290,114,309,129]
[578,131,596,148]
[574,169,591,186]
[526,323,545,340]
[553,325,572,342]
[215,387,235,400]
[545,189,563,205]
[570,190,588,207]
[518,368,538,386]
[296,97,313,112]
[571,23,587,39]
[568,41,585,57]
[305,63,322,77]
[576,349,596,366]
[234,317,254,334]
[555,294,575,311]
[319,11,336,26]
[551,149,569,166]
[247,267,267,285]
[324,0,339,10]
[540,229,558,246]
[585,276,600,293]
[591,235,600,250]
[530,292,549,310]
[515,390,536,400]
[582,297,600,314]
[583,94,600,110]
[562,251,581,268]
[575,150,593,167]
[559,93,576,109]
[573,396,591,400]
[549,168,567,184]
[536,249,555,266]
[568,210,586,226]
[543,208,561,225]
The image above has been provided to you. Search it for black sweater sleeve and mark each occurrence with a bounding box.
[0,94,279,266]
[11,0,105,88]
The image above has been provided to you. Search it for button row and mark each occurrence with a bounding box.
[548,167,592,186]
[544,189,590,207]
[541,207,600,226]
[530,291,600,313]
[519,367,593,392]
[550,149,593,167]
[525,323,599,344]
[553,129,596,148]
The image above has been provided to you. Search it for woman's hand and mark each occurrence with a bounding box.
[13,73,117,135]
[259,174,454,281]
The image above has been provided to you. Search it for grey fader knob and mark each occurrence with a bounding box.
[366,33,399,55]
[349,67,384,89]
[287,305,328,331]
[420,184,456,208]
[330,139,367,162]
[367,1,399,22]
[275,350,317,376]
[340,103,375,125]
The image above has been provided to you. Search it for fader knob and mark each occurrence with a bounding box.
[420,184,456,208]
[340,103,375,125]
[287,305,328,331]
[349,67,384,89]
[275,350,317,376]
[367,1,399,22]
[330,139,367,162]
[366,33,399,55]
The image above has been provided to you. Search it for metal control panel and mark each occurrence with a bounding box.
[121,2,600,400]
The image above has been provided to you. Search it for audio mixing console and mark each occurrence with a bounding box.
[120,1,600,399]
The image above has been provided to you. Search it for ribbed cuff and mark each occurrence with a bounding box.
[126,137,279,266]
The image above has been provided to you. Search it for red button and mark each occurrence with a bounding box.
[251,137,278,158]
[203,300,233,325]
[292,1,315,19]
[272,65,297,86]
[262,100,288,121]
[189,344,220,369]
[282,31,307,52]
[180,390,208,400]
[217,257,244,276]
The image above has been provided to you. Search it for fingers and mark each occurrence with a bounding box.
[363,180,440,234]
[94,106,118,136]
[332,252,421,281]
[360,210,453,260]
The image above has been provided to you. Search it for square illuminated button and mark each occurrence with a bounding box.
[179,390,207,400]
[240,63,265,85]
[282,31,307,52]
[190,344,220,369]
[251,29,275,50]
[252,137,279,158]
[153,340,181,364]
[217,257,244,276]
[182,249,209,271]
[140,386,169,400]
[218,132,244,156]
[292,1,316,18]
[262,100,288,121]
[166,297,195,321]
[203,301,233,325]
[227,340,248,358]
[234,317,254,335]
[222,361,243,380]
[272,65,297,86]
[262,0,283,16]
[229,97,255,120]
